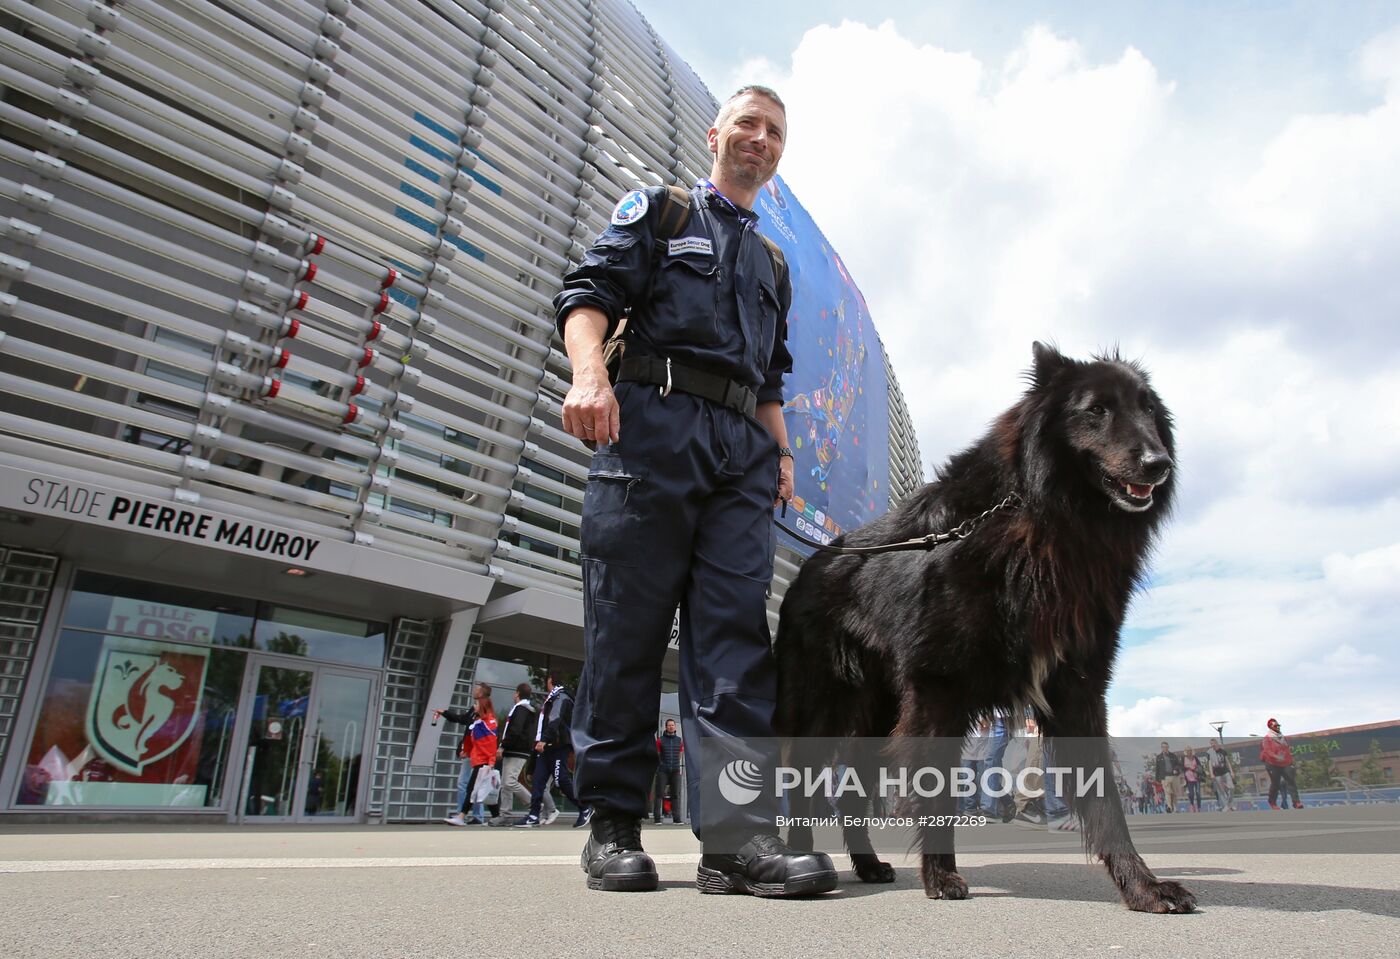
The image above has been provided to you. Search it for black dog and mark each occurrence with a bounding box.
[775,342,1195,913]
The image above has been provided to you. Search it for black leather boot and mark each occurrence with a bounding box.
[697,834,838,897]
[580,813,657,892]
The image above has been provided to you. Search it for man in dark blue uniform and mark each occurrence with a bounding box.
[555,85,837,896]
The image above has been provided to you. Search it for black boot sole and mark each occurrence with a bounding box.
[586,870,659,892]
[695,864,838,897]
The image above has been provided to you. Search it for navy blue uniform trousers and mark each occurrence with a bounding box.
[573,382,780,839]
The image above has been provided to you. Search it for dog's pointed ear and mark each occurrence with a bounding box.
[1031,341,1068,388]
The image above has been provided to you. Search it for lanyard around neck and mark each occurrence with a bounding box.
[697,178,744,218]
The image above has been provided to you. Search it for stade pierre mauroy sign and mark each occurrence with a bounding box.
[0,464,493,607]
[5,465,325,562]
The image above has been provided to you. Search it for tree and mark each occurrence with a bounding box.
[1297,740,1339,791]
[1356,739,1387,786]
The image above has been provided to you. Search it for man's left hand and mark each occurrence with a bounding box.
[775,459,794,508]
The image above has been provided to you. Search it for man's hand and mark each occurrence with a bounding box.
[561,364,619,446]
[561,308,619,446]
[755,402,794,508]
[535,741,545,753]
[776,457,794,507]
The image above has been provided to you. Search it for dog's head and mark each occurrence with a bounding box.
[1024,341,1175,515]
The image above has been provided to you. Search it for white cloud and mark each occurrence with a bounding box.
[1360,24,1400,94]
[752,19,1400,737]
[1315,643,1383,676]
[1323,542,1400,609]
[1108,697,1189,738]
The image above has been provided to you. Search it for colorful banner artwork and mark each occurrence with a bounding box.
[758,175,891,552]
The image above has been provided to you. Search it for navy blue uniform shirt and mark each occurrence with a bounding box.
[552,185,793,405]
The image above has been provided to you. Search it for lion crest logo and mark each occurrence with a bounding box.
[86,639,209,775]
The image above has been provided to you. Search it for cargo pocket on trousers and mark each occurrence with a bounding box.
[580,453,647,566]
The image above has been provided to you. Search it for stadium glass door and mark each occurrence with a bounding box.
[235,656,376,823]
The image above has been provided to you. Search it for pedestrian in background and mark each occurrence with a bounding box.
[516,673,587,828]
[436,683,497,825]
[1153,742,1183,813]
[653,718,684,824]
[1182,746,1202,812]
[488,683,538,825]
[1208,738,1235,812]
[981,709,1016,822]
[1261,718,1303,810]
[960,718,992,815]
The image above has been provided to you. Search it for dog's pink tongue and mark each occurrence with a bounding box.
[1127,483,1153,498]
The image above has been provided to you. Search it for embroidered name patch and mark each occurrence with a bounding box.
[611,190,648,226]
[667,236,713,257]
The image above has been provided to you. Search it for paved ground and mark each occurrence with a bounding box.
[2,806,1397,958]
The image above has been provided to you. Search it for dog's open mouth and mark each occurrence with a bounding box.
[1103,474,1159,512]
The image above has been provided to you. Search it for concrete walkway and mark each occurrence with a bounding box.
[2,807,1397,958]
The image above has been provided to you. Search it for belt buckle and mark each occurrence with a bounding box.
[725,380,748,415]
[659,357,672,399]
[722,380,739,410]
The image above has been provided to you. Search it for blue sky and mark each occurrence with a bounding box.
[632,1,1400,738]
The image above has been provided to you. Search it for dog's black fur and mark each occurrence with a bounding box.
[775,342,1195,913]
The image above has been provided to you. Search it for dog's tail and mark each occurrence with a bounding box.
[773,597,802,739]
[774,588,864,739]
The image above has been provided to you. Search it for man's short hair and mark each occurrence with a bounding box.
[713,85,785,129]
[517,682,533,699]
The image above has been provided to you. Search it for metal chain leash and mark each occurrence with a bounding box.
[946,491,1025,541]
[776,491,1024,556]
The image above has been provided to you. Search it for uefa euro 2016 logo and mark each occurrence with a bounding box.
[717,759,765,805]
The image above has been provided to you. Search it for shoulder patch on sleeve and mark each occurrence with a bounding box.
[611,190,649,226]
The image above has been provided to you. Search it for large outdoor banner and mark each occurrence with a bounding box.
[757,175,891,552]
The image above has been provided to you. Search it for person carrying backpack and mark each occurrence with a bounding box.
[555,84,835,897]
[514,672,587,828]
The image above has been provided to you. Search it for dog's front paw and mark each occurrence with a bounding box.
[851,854,895,883]
[922,869,969,900]
[1125,878,1196,914]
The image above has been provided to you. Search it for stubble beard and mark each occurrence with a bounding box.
[721,148,773,191]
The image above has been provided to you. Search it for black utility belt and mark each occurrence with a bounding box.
[617,355,757,418]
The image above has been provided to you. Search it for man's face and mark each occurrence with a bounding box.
[664,720,676,734]
[708,93,786,189]
[1160,743,1170,753]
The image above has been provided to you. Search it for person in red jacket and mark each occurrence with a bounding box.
[436,684,499,825]
[1260,717,1303,810]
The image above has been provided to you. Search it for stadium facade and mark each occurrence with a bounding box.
[0,0,921,822]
